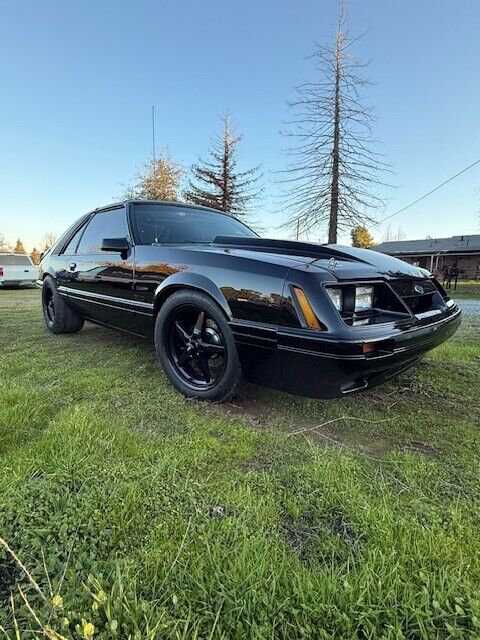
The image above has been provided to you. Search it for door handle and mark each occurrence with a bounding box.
[69,262,77,271]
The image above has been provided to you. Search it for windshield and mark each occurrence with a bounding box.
[132,204,258,245]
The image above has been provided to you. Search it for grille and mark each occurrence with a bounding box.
[389,279,438,315]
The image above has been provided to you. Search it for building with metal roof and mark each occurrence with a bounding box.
[374,235,480,279]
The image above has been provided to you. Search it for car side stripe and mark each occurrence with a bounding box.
[58,286,153,315]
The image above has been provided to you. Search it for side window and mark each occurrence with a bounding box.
[77,208,128,255]
[63,224,87,255]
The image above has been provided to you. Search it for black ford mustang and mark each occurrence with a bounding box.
[38,200,461,401]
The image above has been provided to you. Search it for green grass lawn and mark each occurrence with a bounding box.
[446,279,480,299]
[1,289,479,639]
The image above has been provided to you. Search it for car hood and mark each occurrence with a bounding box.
[314,245,430,280]
[212,237,429,280]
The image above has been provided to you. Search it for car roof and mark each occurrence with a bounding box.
[89,200,235,218]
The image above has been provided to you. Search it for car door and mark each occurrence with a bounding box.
[64,206,137,332]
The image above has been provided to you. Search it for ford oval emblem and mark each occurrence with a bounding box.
[414,284,424,294]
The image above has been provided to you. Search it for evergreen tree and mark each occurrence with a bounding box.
[351,225,375,248]
[185,112,262,218]
[122,154,182,201]
[14,238,26,254]
[30,247,41,264]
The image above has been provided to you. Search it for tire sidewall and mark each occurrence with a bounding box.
[42,276,62,333]
[42,275,83,334]
[155,290,241,401]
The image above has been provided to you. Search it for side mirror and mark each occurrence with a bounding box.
[101,237,130,253]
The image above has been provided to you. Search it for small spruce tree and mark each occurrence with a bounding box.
[30,247,41,264]
[122,154,182,201]
[14,238,26,254]
[351,225,375,248]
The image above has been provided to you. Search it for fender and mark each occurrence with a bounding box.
[153,272,233,319]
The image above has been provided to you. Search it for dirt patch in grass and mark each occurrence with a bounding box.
[281,508,364,566]
[326,509,363,547]
[403,441,440,459]
[281,510,318,564]
[236,458,272,473]
[225,384,398,458]
[219,352,479,466]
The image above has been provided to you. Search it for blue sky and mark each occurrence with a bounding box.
[1,0,479,250]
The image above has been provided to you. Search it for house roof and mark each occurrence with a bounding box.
[374,235,480,256]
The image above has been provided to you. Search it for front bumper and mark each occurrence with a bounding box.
[240,306,462,399]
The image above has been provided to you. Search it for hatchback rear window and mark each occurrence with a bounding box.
[0,254,32,265]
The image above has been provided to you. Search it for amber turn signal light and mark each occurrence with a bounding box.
[362,342,376,355]
[292,287,325,330]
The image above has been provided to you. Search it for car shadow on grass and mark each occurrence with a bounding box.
[41,315,480,468]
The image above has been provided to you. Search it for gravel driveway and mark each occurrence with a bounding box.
[456,298,480,316]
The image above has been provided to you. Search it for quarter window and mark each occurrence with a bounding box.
[76,208,128,255]
[63,224,87,255]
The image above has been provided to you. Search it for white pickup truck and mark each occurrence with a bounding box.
[0,253,38,287]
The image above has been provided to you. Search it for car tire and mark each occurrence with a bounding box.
[42,276,84,334]
[155,290,241,402]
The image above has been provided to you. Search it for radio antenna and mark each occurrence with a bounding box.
[151,106,156,166]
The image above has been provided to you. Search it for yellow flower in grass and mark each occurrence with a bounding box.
[83,622,95,639]
[51,594,63,609]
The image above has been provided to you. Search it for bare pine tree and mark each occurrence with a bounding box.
[279,3,389,243]
[383,224,405,242]
[185,112,262,218]
[43,231,58,251]
[0,233,11,252]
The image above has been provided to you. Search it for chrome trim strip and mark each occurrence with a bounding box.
[66,293,152,316]
[232,332,277,344]
[278,344,366,360]
[58,285,154,311]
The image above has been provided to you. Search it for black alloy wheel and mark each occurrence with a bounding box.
[155,290,241,401]
[168,306,226,388]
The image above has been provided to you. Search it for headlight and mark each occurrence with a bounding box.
[355,286,374,311]
[326,288,343,311]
